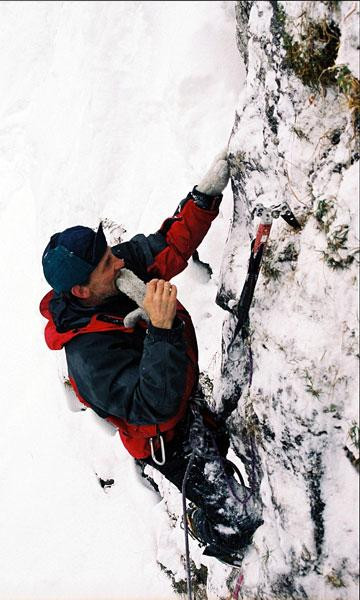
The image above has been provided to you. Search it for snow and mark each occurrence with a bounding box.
[0,2,241,599]
[2,1,358,598]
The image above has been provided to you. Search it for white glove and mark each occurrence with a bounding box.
[115,268,150,328]
[197,149,229,196]
[122,307,149,329]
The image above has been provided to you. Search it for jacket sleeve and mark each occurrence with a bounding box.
[112,187,222,282]
[65,321,190,425]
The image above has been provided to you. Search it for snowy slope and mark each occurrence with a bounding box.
[0,2,241,599]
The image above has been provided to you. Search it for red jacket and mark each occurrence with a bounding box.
[40,190,222,458]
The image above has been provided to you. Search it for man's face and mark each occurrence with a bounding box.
[73,247,125,305]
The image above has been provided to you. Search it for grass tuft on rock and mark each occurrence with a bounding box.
[283,19,340,88]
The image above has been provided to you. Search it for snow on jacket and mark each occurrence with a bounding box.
[40,189,222,458]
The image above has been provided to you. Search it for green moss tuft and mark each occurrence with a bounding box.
[349,421,360,450]
[277,242,299,263]
[283,19,340,88]
[314,199,359,270]
[315,198,336,233]
[274,4,359,128]
[326,570,346,588]
[303,370,322,398]
[322,251,356,270]
[261,245,282,281]
[291,125,311,142]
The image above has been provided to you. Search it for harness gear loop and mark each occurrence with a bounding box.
[149,433,166,466]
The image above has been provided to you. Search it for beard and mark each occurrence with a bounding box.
[86,278,121,306]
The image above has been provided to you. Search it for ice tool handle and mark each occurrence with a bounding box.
[227,201,301,349]
[251,201,300,255]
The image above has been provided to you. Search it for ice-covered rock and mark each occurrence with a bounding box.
[214,2,359,599]
[152,3,358,599]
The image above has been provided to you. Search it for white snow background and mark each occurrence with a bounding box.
[0,2,243,599]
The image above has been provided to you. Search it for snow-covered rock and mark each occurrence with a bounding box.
[214,2,359,598]
[154,3,359,599]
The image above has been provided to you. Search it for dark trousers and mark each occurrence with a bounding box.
[140,407,262,553]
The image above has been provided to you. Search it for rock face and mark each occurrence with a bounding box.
[147,2,358,598]
[215,1,359,598]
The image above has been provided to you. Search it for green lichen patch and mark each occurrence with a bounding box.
[335,65,360,102]
[335,66,360,114]
[326,223,350,252]
[322,248,357,270]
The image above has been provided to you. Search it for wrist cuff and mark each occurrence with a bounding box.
[191,186,223,211]
[147,318,184,343]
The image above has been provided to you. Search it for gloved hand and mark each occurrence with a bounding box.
[115,268,149,328]
[196,149,230,196]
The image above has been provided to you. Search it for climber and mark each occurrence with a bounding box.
[39,150,263,565]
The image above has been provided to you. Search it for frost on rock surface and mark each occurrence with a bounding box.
[152,2,359,599]
[217,1,359,599]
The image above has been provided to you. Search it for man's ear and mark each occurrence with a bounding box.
[71,284,91,299]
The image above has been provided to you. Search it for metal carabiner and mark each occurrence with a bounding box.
[149,434,166,466]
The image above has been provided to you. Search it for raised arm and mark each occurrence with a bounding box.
[112,150,229,281]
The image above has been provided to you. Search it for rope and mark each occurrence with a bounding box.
[182,452,196,600]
